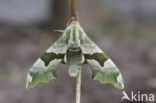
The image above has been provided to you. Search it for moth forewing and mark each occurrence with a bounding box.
[87,58,124,89]
[79,29,103,55]
[77,25,124,89]
[26,58,62,89]
[26,30,69,89]
[46,32,68,54]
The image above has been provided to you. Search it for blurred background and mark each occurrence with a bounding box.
[0,0,156,103]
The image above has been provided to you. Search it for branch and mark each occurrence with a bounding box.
[76,69,81,103]
[69,0,76,17]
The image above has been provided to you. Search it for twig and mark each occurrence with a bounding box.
[69,0,76,17]
[76,69,81,103]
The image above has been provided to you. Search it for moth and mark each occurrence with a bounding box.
[26,19,124,89]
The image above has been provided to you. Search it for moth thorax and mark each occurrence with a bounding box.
[68,47,81,52]
[68,40,80,48]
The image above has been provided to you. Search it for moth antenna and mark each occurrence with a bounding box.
[54,30,65,33]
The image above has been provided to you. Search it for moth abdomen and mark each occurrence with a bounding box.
[67,48,83,77]
[68,65,81,77]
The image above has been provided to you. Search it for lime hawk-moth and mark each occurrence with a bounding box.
[26,19,124,90]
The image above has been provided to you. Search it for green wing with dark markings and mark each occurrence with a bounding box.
[81,32,124,89]
[26,34,68,89]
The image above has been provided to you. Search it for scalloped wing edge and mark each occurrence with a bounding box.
[87,58,124,89]
[26,59,61,89]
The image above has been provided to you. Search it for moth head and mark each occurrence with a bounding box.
[67,15,80,26]
[68,21,80,27]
